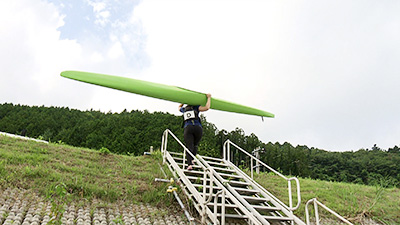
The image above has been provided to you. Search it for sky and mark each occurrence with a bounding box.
[1,0,400,152]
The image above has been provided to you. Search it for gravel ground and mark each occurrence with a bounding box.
[0,188,189,225]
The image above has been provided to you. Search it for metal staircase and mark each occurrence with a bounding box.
[160,129,353,225]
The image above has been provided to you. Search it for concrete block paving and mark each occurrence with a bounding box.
[0,188,188,225]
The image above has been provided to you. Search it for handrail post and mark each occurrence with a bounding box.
[161,130,168,164]
[305,199,312,225]
[213,189,226,225]
[182,147,186,170]
[161,131,164,152]
[227,141,231,162]
[288,179,293,210]
[223,141,226,160]
[250,158,253,179]
[202,169,208,224]
[221,189,225,225]
[314,200,320,225]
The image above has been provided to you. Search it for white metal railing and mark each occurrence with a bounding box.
[161,129,262,225]
[305,198,353,225]
[223,139,301,211]
[197,155,271,225]
[161,129,219,223]
[0,131,49,144]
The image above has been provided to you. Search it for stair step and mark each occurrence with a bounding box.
[169,151,183,156]
[223,179,250,187]
[199,193,270,204]
[184,170,243,179]
[243,195,270,203]
[232,187,259,194]
[176,163,236,173]
[217,213,293,221]
[253,205,282,212]
[207,203,282,212]
[209,166,236,173]
[172,156,184,162]
[216,172,242,179]
[201,155,224,162]
[215,213,294,222]
[186,176,250,187]
[264,216,294,221]
[203,160,226,167]
[216,213,247,219]
[192,184,259,195]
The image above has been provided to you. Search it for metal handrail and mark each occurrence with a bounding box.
[161,129,263,225]
[161,129,219,224]
[305,198,353,225]
[223,139,301,211]
[214,190,225,225]
[197,155,269,225]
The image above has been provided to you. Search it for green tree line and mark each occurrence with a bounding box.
[1,103,399,187]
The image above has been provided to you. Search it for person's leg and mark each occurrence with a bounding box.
[183,126,195,167]
[192,126,203,158]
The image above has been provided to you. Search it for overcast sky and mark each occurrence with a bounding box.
[1,0,399,152]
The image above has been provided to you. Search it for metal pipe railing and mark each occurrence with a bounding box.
[161,129,230,224]
[223,139,301,211]
[162,129,218,223]
[161,129,263,225]
[305,198,353,225]
[214,190,225,225]
[197,155,266,225]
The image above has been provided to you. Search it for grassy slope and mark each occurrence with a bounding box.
[252,172,400,224]
[0,135,173,206]
[1,135,399,224]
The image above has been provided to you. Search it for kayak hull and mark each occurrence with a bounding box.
[61,71,274,118]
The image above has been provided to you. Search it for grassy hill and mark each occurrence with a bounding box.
[252,173,399,224]
[0,135,173,205]
[0,134,399,224]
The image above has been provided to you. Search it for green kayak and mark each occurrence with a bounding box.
[61,70,274,118]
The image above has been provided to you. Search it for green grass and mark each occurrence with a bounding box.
[252,172,400,224]
[0,135,174,206]
[1,135,399,224]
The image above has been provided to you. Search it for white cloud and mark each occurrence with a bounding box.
[86,0,110,26]
[132,0,400,151]
[90,52,105,63]
[0,0,96,110]
[108,41,125,59]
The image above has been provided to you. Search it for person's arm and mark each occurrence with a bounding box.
[199,93,211,112]
[179,103,184,112]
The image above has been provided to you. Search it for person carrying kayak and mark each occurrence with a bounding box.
[179,93,211,170]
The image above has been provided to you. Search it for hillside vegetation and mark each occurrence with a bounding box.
[0,135,173,205]
[1,135,399,224]
[1,103,399,190]
[253,172,400,224]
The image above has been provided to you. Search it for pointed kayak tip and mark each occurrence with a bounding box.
[60,70,72,78]
[61,70,77,78]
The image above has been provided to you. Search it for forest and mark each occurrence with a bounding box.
[0,103,399,188]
